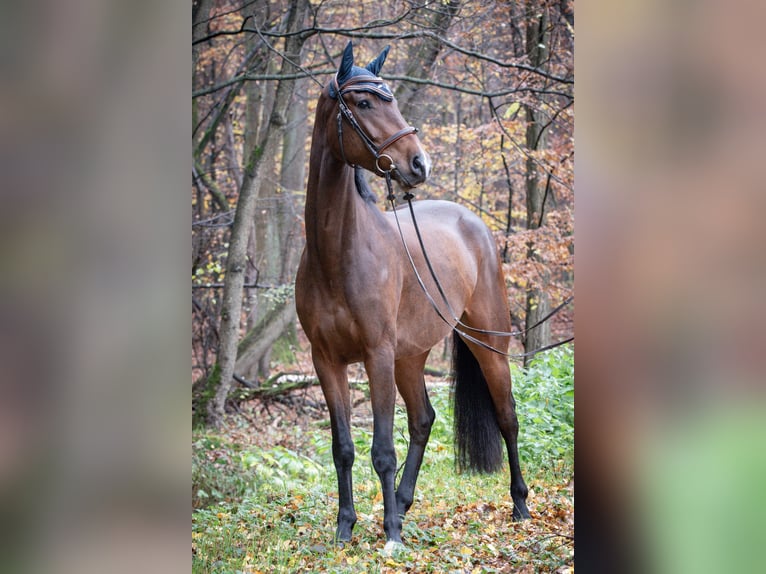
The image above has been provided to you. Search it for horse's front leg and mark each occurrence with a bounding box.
[364,348,402,547]
[314,356,357,543]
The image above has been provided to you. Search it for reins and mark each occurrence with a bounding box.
[398,188,572,339]
[333,75,573,360]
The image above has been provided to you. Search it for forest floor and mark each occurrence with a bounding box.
[193,358,574,573]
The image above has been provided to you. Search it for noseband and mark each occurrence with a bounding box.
[333,75,418,174]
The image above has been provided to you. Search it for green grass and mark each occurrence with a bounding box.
[512,345,575,481]
[192,345,573,573]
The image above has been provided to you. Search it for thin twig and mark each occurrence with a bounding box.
[192,282,283,289]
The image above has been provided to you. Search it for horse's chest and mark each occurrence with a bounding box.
[299,277,392,361]
[309,303,366,361]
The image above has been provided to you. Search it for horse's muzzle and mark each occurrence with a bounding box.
[397,150,430,188]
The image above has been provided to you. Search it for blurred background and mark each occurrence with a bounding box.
[576,0,766,571]
[0,0,188,572]
[0,0,763,572]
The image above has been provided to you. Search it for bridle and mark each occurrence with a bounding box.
[333,74,418,176]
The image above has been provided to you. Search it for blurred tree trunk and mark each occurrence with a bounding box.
[242,0,276,370]
[208,0,309,428]
[394,0,461,123]
[523,0,552,365]
[235,78,308,381]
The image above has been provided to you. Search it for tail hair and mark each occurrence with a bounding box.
[451,331,504,473]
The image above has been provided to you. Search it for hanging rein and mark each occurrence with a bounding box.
[333,74,573,359]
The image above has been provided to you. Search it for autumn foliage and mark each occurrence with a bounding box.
[193,0,574,386]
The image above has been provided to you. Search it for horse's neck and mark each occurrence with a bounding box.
[304,145,376,267]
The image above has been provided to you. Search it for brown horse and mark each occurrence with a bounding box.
[295,42,530,550]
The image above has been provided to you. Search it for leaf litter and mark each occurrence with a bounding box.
[193,372,573,573]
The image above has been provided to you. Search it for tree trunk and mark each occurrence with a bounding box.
[234,297,296,380]
[192,0,214,75]
[523,1,551,366]
[235,79,307,381]
[243,0,274,337]
[394,0,461,123]
[207,0,309,428]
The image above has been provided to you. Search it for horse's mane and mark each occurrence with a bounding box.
[354,166,377,203]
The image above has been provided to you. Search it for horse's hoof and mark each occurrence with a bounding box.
[380,540,406,557]
[334,536,351,549]
[512,506,532,521]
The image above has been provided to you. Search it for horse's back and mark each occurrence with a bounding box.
[394,199,494,239]
[386,199,499,269]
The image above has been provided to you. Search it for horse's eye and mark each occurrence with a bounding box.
[357,99,371,110]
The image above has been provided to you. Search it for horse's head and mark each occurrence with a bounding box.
[322,42,431,188]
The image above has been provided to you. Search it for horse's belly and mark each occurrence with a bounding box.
[394,289,469,358]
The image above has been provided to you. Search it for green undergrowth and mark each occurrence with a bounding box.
[512,344,575,480]
[192,345,573,573]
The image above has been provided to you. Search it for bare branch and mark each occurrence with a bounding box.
[192,162,230,211]
[193,2,417,46]
[250,15,324,88]
[384,74,573,99]
[533,99,573,149]
[192,282,286,289]
[305,29,573,84]
[194,19,572,86]
[193,0,260,32]
[488,96,573,193]
[192,210,235,228]
[194,70,573,100]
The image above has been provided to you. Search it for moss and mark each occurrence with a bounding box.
[271,324,298,365]
[192,364,220,429]
[245,145,263,174]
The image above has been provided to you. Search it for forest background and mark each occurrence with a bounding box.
[191,0,574,424]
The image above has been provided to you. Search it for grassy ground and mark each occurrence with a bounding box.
[193,346,573,573]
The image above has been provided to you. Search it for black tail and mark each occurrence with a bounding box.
[451,331,504,473]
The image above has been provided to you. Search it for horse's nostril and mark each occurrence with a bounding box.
[412,155,424,177]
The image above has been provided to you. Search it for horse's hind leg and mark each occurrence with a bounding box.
[394,352,435,517]
[314,356,357,543]
[473,346,531,519]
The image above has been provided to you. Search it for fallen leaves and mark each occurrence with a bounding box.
[193,377,573,573]
[396,493,573,573]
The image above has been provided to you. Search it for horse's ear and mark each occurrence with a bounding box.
[337,41,354,84]
[366,45,390,76]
